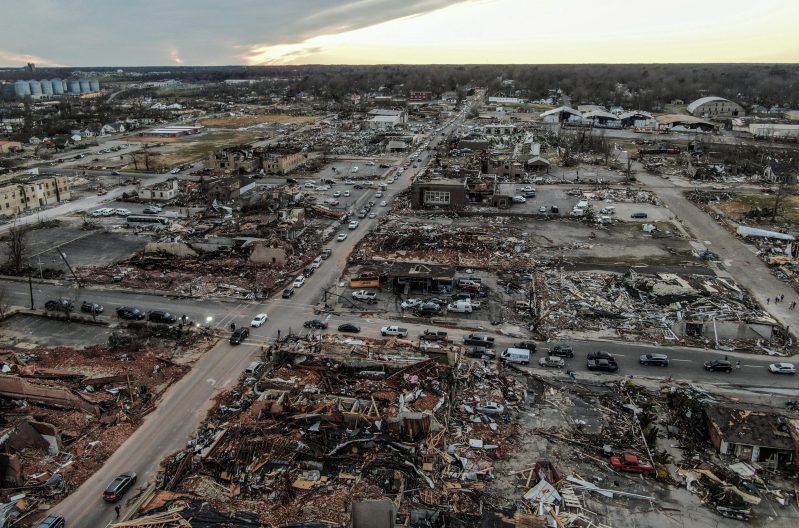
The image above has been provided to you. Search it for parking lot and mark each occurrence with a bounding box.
[0,313,115,347]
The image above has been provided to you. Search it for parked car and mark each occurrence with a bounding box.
[250,313,268,327]
[338,323,361,333]
[103,472,137,502]
[80,301,104,314]
[333,191,341,197]
[447,301,473,313]
[476,402,505,415]
[549,345,574,358]
[44,299,73,312]
[282,287,295,298]
[631,212,648,219]
[380,200,388,207]
[35,514,65,528]
[768,362,796,374]
[463,334,495,347]
[466,346,495,359]
[639,353,669,366]
[514,341,537,353]
[293,276,305,288]
[512,195,527,204]
[587,358,619,372]
[147,310,177,324]
[539,356,565,368]
[320,249,332,259]
[401,298,423,310]
[704,359,733,372]
[551,205,559,214]
[609,453,655,473]
[337,233,348,241]
[142,205,162,214]
[230,327,250,345]
[538,206,547,213]
[352,290,377,301]
[348,220,359,230]
[114,208,131,216]
[587,351,615,361]
[304,319,329,329]
[116,306,145,320]
[343,190,350,197]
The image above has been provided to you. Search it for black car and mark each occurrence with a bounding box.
[587,351,615,361]
[465,346,496,359]
[36,514,65,528]
[354,184,364,190]
[549,345,574,358]
[338,323,361,333]
[640,353,669,366]
[116,306,145,320]
[282,287,295,298]
[44,299,74,313]
[704,359,732,372]
[147,310,177,324]
[631,212,648,219]
[230,327,250,345]
[103,472,137,502]
[514,341,537,353]
[551,206,559,214]
[304,319,329,329]
[587,358,619,372]
[303,267,314,277]
[81,301,104,315]
[286,178,298,184]
[379,163,390,168]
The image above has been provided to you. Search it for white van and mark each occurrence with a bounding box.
[570,208,585,217]
[501,348,531,365]
[447,300,473,313]
[576,200,589,210]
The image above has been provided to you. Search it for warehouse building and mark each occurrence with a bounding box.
[0,176,71,216]
[687,96,744,118]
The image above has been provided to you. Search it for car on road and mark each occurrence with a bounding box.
[142,205,162,214]
[36,513,65,528]
[476,402,505,415]
[44,299,74,312]
[282,287,295,298]
[463,333,495,347]
[380,200,387,207]
[768,362,796,374]
[631,212,648,219]
[381,325,409,337]
[338,323,361,333]
[465,346,495,359]
[514,341,537,353]
[539,206,547,213]
[352,290,377,301]
[587,358,619,372]
[375,191,383,198]
[539,356,565,368]
[102,472,137,502]
[230,327,250,345]
[90,208,112,217]
[293,276,305,288]
[148,310,177,324]
[343,190,350,197]
[415,303,441,317]
[116,306,145,320]
[368,212,376,219]
[609,453,655,474]
[512,195,526,204]
[704,359,733,372]
[80,301,104,315]
[639,353,669,366]
[337,233,348,241]
[401,298,423,310]
[551,205,559,214]
[348,220,359,229]
[587,351,615,361]
[333,191,341,197]
[548,345,574,358]
[114,208,131,216]
[250,313,268,327]
[304,319,329,329]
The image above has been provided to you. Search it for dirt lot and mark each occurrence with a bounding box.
[716,193,799,224]
[120,130,261,170]
[200,115,316,128]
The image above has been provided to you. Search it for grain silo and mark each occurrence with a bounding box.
[79,79,91,93]
[40,80,53,95]
[51,79,64,94]
[68,80,81,93]
[28,80,42,96]
[89,79,100,92]
[14,80,31,97]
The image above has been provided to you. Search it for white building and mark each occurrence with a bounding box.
[749,123,799,139]
[687,97,744,118]
[138,179,179,201]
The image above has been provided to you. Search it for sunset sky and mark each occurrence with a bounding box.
[2,0,797,67]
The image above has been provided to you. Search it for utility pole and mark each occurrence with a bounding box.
[28,272,34,309]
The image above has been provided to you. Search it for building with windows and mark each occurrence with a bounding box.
[410,179,467,209]
[0,175,71,216]
[687,97,744,118]
[262,151,307,174]
[138,178,179,201]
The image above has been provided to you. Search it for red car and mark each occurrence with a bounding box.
[609,453,655,473]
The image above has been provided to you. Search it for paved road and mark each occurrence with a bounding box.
[26,105,469,528]
[634,164,799,340]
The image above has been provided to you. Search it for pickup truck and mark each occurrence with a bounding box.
[587,358,619,372]
[381,326,409,337]
[609,453,655,474]
[420,330,448,342]
[463,334,495,348]
[352,290,377,301]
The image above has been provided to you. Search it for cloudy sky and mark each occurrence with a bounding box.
[1,0,797,67]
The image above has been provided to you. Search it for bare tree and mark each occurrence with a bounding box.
[0,285,9,318]
[2,225,29,275]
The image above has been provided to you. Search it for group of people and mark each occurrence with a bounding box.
[766,294,794,308]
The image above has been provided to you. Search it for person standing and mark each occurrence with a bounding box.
[115,506,121,518]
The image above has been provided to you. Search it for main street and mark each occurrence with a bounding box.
[15,105,469,528]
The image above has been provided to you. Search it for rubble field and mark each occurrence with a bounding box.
[199,115,317,128]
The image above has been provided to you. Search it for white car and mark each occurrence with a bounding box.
[250,313,268,327]
[538,206,547,213]
[379,201,387,207]
[344,180,355,185]
[304,182,316,189]
[375,192,383,198]
[368,212,376,219]
[512,196,527,204]
[90,209,109,217]
[317,185,330,191]
[343,190,350,197]
[401,298,423,310]
[333,191,341,197]
[769,362,796,374]
[352,290,377,301]
[293,276,305,288]
[476,402,505,415]
[115,208,131,216]
[337,233,348,241]
[539,356,565,368]
[348,220,359,229]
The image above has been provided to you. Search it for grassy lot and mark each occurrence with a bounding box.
[717,193,799,223]
[120,130,261,171]
[200,114,316,128]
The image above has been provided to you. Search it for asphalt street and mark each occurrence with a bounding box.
[12,105,468,528]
